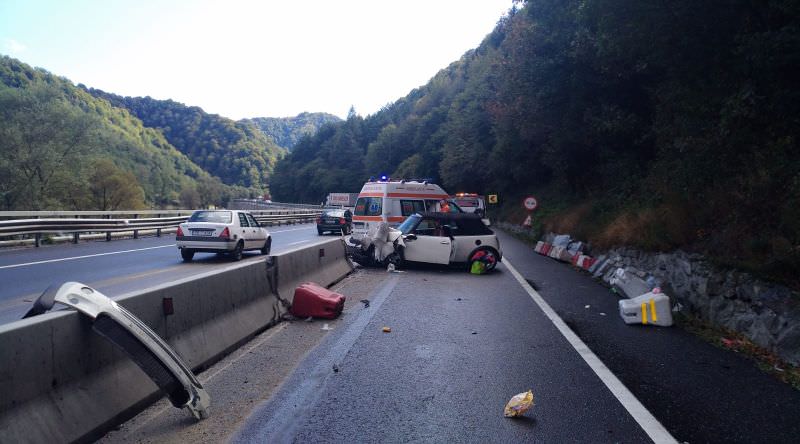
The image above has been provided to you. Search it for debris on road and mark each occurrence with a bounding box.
[360,299,370,308]
[382,326,392,333]
[290,282,346,319]
[504,389,534,418]
[619,292,674,327]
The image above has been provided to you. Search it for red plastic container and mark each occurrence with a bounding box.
[290,282,346,319]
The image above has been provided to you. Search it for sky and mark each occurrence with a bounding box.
[0,0,514,120]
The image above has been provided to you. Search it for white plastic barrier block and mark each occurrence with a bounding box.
[610,268,651,299]
[559,249,575,263]
[593,259,612,278]
[534,241,545,253]
[588,254,607,274]
[549,246,564,259]
[619,292,673,327]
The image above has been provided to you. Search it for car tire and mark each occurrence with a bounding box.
[469,247,499,273]
[385,250,403,269]
[230,241,244,261]
[317,228,324,235]
[261,237,272,255]
[181,249,195,262]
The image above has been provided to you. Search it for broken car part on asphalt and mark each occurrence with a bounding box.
[23,282,211,420]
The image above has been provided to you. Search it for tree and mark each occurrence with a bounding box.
[88,158,146,210]
[0,83,101,209]
[179,185,201,209]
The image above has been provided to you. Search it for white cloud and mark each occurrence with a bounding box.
[3,38,27,54]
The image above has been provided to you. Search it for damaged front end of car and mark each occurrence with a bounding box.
[347,222,404,267]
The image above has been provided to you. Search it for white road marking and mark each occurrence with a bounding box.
[0,245,176,270]
[503,258,678,444]
[270,226,314,233]
[1,225,312,270]
[287,240,310,246]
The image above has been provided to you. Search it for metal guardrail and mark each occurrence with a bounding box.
[0,209,323,247]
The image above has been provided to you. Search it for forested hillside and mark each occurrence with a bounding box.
[86,89,285,189]
[243,112,341,150]
[0,56,241,210]
[269,0,800,281]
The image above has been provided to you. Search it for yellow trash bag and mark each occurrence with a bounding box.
[504,389,534,417]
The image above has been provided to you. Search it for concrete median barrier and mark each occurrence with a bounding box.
[0,238,353,443]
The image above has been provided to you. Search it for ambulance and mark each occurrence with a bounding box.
[351,178,452,240]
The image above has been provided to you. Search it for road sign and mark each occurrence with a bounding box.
[522,215,532,227]
[523,196,538,211]
[488,194,498,204]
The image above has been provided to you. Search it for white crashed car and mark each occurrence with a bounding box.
[176,210,271,261]
[351,212,502,272]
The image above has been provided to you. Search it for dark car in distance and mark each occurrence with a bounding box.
[317,209,353,235]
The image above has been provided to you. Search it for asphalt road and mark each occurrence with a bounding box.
[16,226,800,443]
[227,230,800,443]
[0,223,327,324]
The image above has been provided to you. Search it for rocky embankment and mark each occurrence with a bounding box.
[501,223,800,366]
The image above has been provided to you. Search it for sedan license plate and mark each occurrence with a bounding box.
[191,230,213,237]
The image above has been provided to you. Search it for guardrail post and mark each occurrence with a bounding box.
[105,214,111,241]
[35,233,41,248]
[73,233,79,244]
[132,214,139,239]
[156,213,161,237]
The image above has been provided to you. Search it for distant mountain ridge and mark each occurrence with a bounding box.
[85,88,286,189]
[243,112,341,150]
[0,55,221,210]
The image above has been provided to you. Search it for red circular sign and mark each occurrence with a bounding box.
[523,196,538,211]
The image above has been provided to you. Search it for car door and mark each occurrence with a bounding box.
[401,218,452,264]
[236,212,253,248]
[246,213,266,247]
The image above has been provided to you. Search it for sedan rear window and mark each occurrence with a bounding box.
[188,211,232,223]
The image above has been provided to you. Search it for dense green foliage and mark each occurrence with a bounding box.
[270,0,800,280]
[243,112,342,150]
[86,89,285,189]
[0,56,242,210]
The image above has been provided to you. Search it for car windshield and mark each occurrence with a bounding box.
[397,214,421,234]
[188,210,232,223]
[354,197,382,216]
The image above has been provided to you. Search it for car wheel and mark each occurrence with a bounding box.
[469,247,499,273]
[385,250,403,269]
[230,241,244,261]
[317,228,324,235]
[181,249,195,262]
[261,237,272,255]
